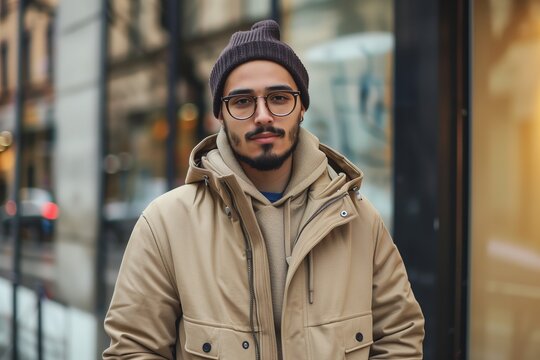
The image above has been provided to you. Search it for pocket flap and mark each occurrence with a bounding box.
[183,320,219,359]
[183,319,257,359]
[307,313,374,358]
[342,313,373,354]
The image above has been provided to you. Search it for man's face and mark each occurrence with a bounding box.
[220,60,304,171]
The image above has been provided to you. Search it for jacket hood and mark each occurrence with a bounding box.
[185,127,363,202]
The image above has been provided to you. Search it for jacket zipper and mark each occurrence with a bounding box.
[221,181,261,360]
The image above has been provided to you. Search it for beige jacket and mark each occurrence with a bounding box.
[103,128,424,360]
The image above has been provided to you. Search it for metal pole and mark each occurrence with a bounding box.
[12,0,26,359]
[166,0,180,190]
[36,284,44,360]
[271,0,280,24]
[95,0,110,352]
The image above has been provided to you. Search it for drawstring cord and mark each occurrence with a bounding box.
[308,251,314,304]
[284,197,292,266]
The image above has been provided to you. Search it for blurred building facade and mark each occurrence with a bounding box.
[0,0,539,359]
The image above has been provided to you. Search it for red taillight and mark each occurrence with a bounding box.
[42,202,59,220]
[5,200,17,216]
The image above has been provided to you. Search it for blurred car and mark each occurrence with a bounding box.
[1,188,59,242]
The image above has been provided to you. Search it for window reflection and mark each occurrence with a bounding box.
[284,0,394,227]
[303,33,393,226]
[104,0,273,250]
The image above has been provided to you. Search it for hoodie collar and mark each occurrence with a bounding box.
[185,127,364,202]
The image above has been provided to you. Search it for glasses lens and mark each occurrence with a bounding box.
[227,96,256,120]
[267,91,296,116]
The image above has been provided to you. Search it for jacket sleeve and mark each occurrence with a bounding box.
[103,214,181,359]
[370,216,425,359]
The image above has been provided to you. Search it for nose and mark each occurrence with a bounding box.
[253,97,274,125]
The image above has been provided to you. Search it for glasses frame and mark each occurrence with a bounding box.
[221,90,301,120]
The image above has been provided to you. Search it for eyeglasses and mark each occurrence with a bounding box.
[221,90,300,120]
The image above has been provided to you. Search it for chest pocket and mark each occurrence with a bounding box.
[182,318,256,359]
[307,313,373,360]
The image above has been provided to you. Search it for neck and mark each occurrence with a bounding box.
[240,156,293,193]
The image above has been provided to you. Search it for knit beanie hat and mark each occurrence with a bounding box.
[210,19,309,118]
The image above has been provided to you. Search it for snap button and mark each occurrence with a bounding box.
[355,332,363,342]
[202,342,212,353]
[242,340,250,349]
[340,210,348,217]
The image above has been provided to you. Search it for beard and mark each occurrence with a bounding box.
[224,119,301,171]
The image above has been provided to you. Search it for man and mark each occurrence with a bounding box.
[104,20,424,360]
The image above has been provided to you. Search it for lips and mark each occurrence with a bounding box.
[245,126,285,141]
[250,132,279,144]
[251,132,278,139]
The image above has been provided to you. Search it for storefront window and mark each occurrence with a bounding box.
[470,0,540,358]
[105,0,287,231]
[105,0,169,229]
[283,0,394,227]
[0,4,56,253]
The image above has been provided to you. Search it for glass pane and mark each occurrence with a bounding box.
[283,0,394,228]
[0,0,56,276]
[0,2,58,358]
[106,0,169,235]
[105,0,269,231]
[470,0,540,359]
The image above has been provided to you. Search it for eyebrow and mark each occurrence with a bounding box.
[226,84,295,96]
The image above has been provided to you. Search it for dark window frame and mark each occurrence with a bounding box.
[23,30,31,86]
[0,41,7,97]
[0,0,8,20]
[46,19,54,81]
[128,0,142,56]
[393,0,470,359]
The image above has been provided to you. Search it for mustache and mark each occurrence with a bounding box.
[245,126,286,140]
